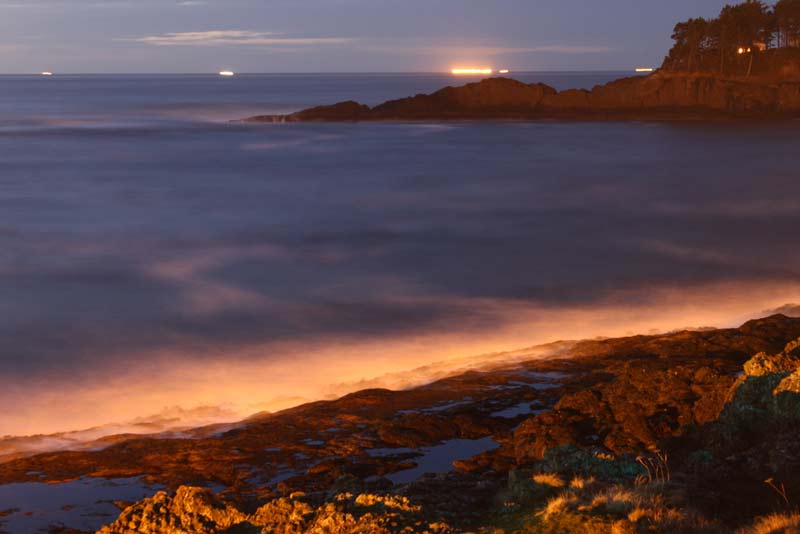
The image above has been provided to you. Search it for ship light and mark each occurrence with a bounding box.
[451,68,493,75]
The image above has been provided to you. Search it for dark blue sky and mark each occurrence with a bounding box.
[0,1,734,73]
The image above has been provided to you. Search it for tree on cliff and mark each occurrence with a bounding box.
[669,18,711,72]
[665,0,779,76]
[718,1,773,75]
[775,0,800,47]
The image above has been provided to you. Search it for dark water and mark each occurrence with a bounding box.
[1,72,800,436]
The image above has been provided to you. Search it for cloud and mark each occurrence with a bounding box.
[129,30,354,47]
[124,31,608,56]
[362,43,614,56]
[762,303,800,317]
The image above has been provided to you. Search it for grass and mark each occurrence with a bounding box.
[532,473,566,488]
[503,478,729,533]
[740,512,800,534]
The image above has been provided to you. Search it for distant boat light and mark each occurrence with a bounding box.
[635,67,654,73]
[219,71,235,77]
[41,71,53,76]
[451,68,493,75]
[499,69,510,74]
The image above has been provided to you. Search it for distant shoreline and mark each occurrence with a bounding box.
[243,72,800,123]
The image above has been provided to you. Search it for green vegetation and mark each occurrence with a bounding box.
[664,0,800,76]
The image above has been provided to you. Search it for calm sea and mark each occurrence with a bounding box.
[1,72,800,437]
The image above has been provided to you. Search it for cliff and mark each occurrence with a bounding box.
[245,73,800,122]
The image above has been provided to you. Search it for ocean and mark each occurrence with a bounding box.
[1,72,800,439]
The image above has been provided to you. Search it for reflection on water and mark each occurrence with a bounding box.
[386,437,500,484]
[0,73,799,438]
[0,477,163,533]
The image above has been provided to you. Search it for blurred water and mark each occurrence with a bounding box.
[1,72,800,437]
[0,71,628,124]
[0,477,163,533]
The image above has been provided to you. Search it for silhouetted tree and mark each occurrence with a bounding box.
[718,1,772,75]
[670,18,710,72]
[775,0,800,47]
[665,0,788,76]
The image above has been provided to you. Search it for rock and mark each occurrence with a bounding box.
[377,414,459,448]
[99,489,454,534]
[370,78,556,119]
[250,497,312,534]
[775,370,800,395]
[540,89,591,113]
[245,74,800,122]
[97,486,249,534]
[784,338,800,358]
[698,341,800,451]
[513,359,735,463]
[247,101,371,122]
[743,351,799,377]
[513,409,596,465]
[772,371,800,420]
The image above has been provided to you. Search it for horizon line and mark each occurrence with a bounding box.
[0,69,644,76]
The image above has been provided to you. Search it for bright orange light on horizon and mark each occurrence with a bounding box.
[451,68,493,75]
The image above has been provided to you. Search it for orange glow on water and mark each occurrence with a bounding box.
[2,278,799,439]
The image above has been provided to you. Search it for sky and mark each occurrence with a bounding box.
[0,0,736,73]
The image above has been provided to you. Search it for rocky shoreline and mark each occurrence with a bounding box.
[243,73,800,123]
[2,314,800,532]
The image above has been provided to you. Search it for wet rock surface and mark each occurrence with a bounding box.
[2,315,800,533]
[244,74,800,123]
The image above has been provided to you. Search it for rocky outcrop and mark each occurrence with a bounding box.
[369,79,555,119]
[501,337,800,527]
[98,488,453,534]
[715,338,800,430]
[285,101,372,122]
[245,74,800,123]
[2,314,798,533]
[512,336,800,464]
[97,486,249,534]
[512,360,737,465]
